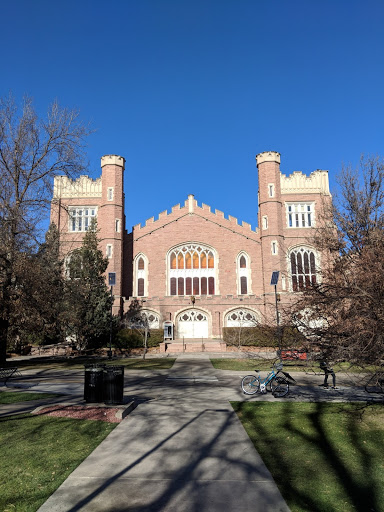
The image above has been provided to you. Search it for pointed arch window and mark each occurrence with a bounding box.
[237,252,251,295]
[135,254,148,297]
[289,247,317,291]
[168,243,216,296]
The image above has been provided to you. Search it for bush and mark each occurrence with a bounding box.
[115,328,163,349]
[222,325,306,348]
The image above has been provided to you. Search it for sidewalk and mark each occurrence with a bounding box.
[37,354,290,512]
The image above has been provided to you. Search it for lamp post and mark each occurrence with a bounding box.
[108,273,116,360]
[271,271,281,356]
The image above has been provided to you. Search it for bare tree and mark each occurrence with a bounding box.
[123,299,150,360]
[0,94,91,363]
[290,156,384,366]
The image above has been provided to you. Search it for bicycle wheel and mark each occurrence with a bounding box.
[271,376,289,397]
[241,375,260,395]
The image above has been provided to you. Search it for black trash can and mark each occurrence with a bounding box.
[84,365,105,403]
[103,365,124,405]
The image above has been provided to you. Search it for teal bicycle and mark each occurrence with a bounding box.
[241,362,294,397]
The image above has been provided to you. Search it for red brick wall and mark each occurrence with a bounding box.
[51,152,331,337]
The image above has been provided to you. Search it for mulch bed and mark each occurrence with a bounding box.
[33,405,121,423]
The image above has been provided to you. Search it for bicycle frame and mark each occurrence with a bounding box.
[241,362,295,397]
[258,367,279,393]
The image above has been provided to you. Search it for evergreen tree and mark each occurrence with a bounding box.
[64,222,112,351]
[5,223,66,351]
[34,223,66,345]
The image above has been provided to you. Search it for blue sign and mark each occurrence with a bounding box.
[270,271,279,286]
[108,272,116,286]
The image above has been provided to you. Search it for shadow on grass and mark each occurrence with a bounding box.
[232,401,384,512]
[0,411,117,512]
[13,356,176,371]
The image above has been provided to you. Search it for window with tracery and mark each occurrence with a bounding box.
[290,247,317,291]
[225,308,259,327]
[127,310,160,329]
[142,311,160,328]
[169,244,216,296]
[64,250,82,279]
[237,252,250,295]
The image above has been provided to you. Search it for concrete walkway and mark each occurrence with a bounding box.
[37,354,290,512]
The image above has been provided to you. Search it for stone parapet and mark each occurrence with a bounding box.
[53,175,102,199]
[256,151,281,165]
[101,155,125,168]
[132,195,258,236]
[280,170,330,195]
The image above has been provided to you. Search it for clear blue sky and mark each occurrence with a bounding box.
[1,0,384,232]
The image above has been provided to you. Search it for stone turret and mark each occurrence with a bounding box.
[256,151,284,296]
[100,155,125,313]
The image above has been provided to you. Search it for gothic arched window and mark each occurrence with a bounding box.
[289,247,317,291]
[237,252,251,295]
[135,254,148,297]
[225,308,259,327]
[168,243,216,296]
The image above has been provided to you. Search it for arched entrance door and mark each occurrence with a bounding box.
[177,310,209,338]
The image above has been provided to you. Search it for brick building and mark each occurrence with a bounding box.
[51,151,331,344]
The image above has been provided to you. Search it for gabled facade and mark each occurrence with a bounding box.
[51,151,331,340]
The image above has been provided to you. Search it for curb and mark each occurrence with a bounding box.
[32,400,137,421]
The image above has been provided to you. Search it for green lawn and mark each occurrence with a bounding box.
[14,357,176,371]
[0,413,117,512]
[211,358,365,373]
[0,391,59,404]
[210,357,310,372]
[232,401,384,512]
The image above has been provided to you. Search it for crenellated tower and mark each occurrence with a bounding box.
[256,151,285,299]
[99,155,125,313]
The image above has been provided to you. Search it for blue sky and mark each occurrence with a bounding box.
[1,0,384,232]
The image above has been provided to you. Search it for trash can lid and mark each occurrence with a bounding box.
[104,365,124,372]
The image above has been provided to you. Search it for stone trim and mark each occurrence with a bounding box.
[281,170,330,195]
[53,176,102,199]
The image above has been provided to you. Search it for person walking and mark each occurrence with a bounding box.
[319,361,337,389]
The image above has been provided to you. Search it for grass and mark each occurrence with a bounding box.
[0,391,59,404]
[210,358,366,373]
[232,401,384,512]
[13,357,176,371]
[211,357,310,372]
[0,413,117,512]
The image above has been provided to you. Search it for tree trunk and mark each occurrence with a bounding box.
[0,319,9,364]
[143,327,148,360]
